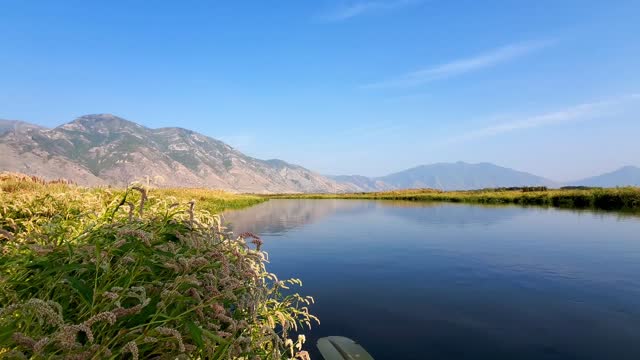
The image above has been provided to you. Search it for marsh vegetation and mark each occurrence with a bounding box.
[264,187,640,212]
[0,174,317,359]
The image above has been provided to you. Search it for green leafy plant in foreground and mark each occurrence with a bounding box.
[0,184,317,359]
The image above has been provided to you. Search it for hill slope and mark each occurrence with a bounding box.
[0,114,353,193]
[331,162,556,191]
[0,119,42,135]
[328,175,393,192]
[568,166,640,187]
[378,162,555,190]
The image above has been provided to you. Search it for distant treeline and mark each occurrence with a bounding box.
[559,186,602,190]
[477,186,549,192]
[474,186,605,192]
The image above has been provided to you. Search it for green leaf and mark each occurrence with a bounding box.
[66,276,93,305]
[120,297,158,328]
[186,320,204,348]
[0,324,16,343]
[202,328,226,345]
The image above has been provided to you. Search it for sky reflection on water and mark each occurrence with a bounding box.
[225,200,640,359]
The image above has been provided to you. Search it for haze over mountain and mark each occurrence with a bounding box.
[0,114,353,193]
[327,175,393,192]
[0,119,42,135]
[1,114,638,192]
[568,166,640,187]
[383,162,557,190]
[331,163,640,191]
[332,162,556,191]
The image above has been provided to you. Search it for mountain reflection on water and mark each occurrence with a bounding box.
[223,199,526,235]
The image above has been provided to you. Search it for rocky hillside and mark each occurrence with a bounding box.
[0,114,354,193]
[328,175,393,192]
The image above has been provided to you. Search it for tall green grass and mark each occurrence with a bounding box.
[0,174,316,359]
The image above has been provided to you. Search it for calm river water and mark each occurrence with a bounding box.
[224,199,640,360]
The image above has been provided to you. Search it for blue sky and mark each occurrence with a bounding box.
[1,0,639,181]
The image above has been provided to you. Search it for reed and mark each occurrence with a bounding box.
[262,187,640,211]
[0,174,315,359]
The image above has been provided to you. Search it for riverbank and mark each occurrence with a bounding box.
[262,187,640,212]
[0,172,267,213]
[0,174,315,359]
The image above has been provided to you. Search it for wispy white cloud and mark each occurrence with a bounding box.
[440,94,640,145]
[317,0,421,22]
[364,39,555,89]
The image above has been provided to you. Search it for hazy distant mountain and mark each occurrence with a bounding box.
[378,162,556,190]
[0,119,42,135]
[328,175,393,192]
[0,120,16,133]
[331,163,640,191]
[568,166,640,187]
[0,114,354,193]
[332,162,556,191]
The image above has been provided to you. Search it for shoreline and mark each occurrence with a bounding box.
[259,187,640,212]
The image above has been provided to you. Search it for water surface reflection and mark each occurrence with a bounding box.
[225,200,640,359]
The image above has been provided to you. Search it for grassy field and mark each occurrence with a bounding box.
[262,187,640,212]
[0,173,315,359]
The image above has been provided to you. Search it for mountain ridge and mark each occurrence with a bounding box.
[1,114,638,192]
[567,166,640,187]
[330,163,640,191]
[0,119,43,135]
[330,162,557,191]
[0,114,355,193]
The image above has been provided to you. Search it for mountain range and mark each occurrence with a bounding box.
[565,166,640,188]
[331,163,640,191]
[1,114,639,192]
[351,162,556,191]
[0,114,352,193]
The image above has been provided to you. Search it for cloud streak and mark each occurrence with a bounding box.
[317,0,421,22]
[364,39,554,88]
[441,94,640,145]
